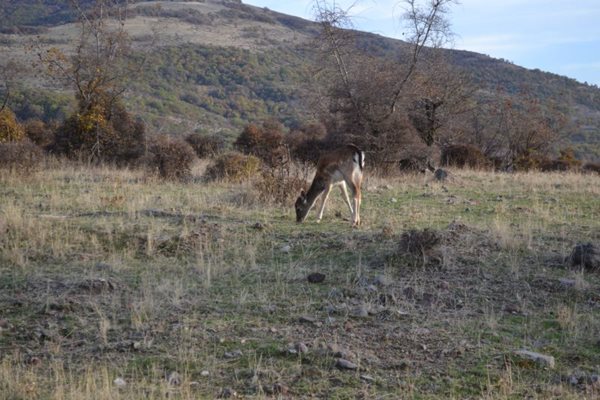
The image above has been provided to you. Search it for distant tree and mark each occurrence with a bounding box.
[37,0,154,162]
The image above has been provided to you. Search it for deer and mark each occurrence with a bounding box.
[295,144,365,226]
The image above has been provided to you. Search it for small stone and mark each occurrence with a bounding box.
[272,383,289,395]
[281,245,292,253]
[514,350,556,369]
[295,342,309,354]
[168,371,181,386]
[299,315,316,324]
[391,198,398,203]
[559,278,576,287]
[351,305,369,318]
[307,272,326,283]
[224,349,243,359]
[113,377,127,388]
[251,222,265,230]
[360,374,375,383]
[335,358,358,370]
[373,275,392,287]
[201,370,210,377]
[219,388,237,398]
[438,281,450,290]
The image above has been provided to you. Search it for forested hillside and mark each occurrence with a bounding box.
[1,0,599,160]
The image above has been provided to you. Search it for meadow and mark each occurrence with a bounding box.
[0,161,599,399]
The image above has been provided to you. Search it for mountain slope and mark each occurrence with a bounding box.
[1,0,599,160]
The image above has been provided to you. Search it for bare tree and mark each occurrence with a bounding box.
[311,0,458,169]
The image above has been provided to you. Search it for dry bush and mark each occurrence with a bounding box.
[441,144,489,169]
[514,151,549,171]
[234,122,286,167]
[204,151,262,183]
[0,108,25,143]
[398,228,441,258]
[52,102,145,164]
[286,122,328,164]
[0,140,44,172]
[24,119,56,149]
[582,162,600,174]
[256,167,307,206]
[185,133,226,159]
[144,135,197,180]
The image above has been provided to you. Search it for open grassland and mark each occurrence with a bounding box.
[0,162,599,399]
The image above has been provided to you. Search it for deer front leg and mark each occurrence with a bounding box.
[316,184,332,222]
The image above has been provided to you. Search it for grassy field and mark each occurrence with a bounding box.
[0,161,599,399]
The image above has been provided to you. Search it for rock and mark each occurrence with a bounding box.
[201,370,210,377]
[224,349,243,359]
[281,245,292,253]
[335,358,358,370]
[251,222,266,231]
[568,243,600,271]
[434,169,448,181]
[219,388,237,398]
[271,383,289,395]
[438,281,450,290]
[514,350,556,369]
[558,278,576,288]
[295,342,309,354]
[373,275,392,287]
[360,374,375,383]
[327,344,354,360]
[113,377,127,388]
[299,315,316,324]
[307,272,326,283]
[168,371,181,386]
[351,305,369,318]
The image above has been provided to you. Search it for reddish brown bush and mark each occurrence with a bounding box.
[185,133,226,159]
[441,144,489,169]
[204,151,262,183]
[582,162,600,174]
[234,123,285,167]
[285,123,328,164]
[24,119,56,149]
[0,140,44,172]
[144,135,197,180]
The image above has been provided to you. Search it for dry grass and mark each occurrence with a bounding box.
[1,164,599,399]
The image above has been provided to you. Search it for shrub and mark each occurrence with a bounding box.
[52,102,145,164]
[582,162,600,174]
[255,166,307,206]
[144,135,197,180]
[286,123,328,164]
[513,151,548,171]
[0,140,44,172]
[185,133,226,158]
[204,151,261,183]
[24,119,55,148]
[0,108,25,143]
[441,144,489,169]
[234,122,285,167]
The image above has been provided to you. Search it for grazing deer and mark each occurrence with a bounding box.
[295,144,365,226]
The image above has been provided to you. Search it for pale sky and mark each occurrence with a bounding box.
[244,0,600,86]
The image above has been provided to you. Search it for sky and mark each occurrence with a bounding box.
[243,0,600,86]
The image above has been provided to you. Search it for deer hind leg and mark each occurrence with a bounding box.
[340,182,354,215]
[316,184,332,222]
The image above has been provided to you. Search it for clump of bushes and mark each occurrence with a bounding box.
[185,133,226,158]
[24,119,56,149]
[582,162,600,174]
[0,140,44,172]
[204,151,261,183]
[441,144,489,169]
[144,135,197,180]
[234,121,286,167]
[52,101,145,164]
[0,108,25,143]
[256,168,307,205]
[285,123,328,164]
